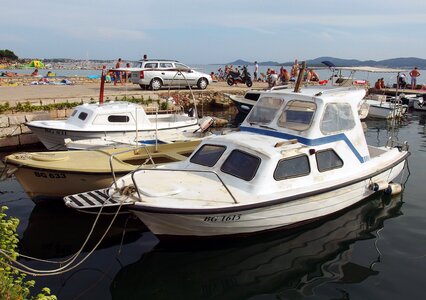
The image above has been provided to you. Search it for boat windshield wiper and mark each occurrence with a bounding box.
[259,124,277,131]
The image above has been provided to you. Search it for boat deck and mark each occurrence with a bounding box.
[64,189,135,209]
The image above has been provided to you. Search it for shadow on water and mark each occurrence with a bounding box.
[18,201,147,259]
[110,193,403,299]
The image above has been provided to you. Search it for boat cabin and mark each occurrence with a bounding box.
[65,102,152,129]
[184,87,371,195]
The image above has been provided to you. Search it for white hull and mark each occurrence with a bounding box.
[130,159,405,238]
[27,124,199,150]
[365,100,407,119]
[413,99,426,111]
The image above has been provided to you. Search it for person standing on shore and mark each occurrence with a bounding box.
[114,58,123,86]
[290,59,299,80]
[254,61,259,81]
[409,67,420,89]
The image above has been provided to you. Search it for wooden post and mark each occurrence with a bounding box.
[294,61,306,93]
[99,65,106,105]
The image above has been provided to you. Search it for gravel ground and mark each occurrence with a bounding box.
[0,81,270,104]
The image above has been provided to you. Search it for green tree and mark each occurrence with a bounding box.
[0,49,19,61]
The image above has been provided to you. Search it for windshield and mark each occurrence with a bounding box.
[278,100,316,131]
[247,97,284,124]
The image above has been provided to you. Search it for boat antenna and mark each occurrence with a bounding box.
[99,65,106,105]
[294,61,306,93]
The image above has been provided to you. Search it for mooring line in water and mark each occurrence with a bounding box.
[0,189,129,276]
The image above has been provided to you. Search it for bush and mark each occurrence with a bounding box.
[0,206,57,300]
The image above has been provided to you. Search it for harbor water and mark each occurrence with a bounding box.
[0,108,425,299]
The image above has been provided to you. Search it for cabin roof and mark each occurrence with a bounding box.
[261,86,366,103]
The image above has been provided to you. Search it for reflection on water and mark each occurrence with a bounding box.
[19,201,147,259]
[363,118,410,147]
[111,194,403,300]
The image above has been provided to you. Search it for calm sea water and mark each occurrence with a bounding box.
[0,109,425,299]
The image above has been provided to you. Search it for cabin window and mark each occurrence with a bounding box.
[108,115,130,123]
[245,93,261,101]
[247,97,283,124]
[274,155,310,180]
[221,150,260,181]
[316,149,343,172]
[278,100,316,131]
[71,110,77,117]
[190,144,226,167]
[320,103,355,134]
[78,112,88,121]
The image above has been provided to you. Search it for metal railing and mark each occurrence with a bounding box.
[108,145,156,190]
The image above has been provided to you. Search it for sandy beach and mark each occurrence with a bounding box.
[0,81,269,104]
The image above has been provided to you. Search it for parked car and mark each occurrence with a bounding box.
[130,59,212,90]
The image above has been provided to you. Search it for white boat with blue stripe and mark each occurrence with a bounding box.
[65,84,409,239]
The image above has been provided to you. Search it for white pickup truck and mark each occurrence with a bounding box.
[129,59,212,90]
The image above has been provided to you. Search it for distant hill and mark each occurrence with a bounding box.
[226,59,279,66]
[226,57,426,68]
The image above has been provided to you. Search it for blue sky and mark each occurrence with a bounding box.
[1,0,425,64]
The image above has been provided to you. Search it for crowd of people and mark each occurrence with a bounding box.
[215,59,321,87]
[106,56,147,85]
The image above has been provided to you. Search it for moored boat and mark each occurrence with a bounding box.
[413,95,426,111]
[364,94,408,119]
[65,83,409,239]
[2,140,200,201]
[26,101,202,150]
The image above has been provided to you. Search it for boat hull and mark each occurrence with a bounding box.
[413,99,426,111]
[129,159,406,239]
[26,124,199,150]
[368,104,407,119]
[4,140,200,201]
[12,166,127,201]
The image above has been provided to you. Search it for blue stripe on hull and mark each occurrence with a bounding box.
[240,126,366,163]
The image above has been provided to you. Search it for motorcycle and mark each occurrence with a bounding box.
[226,66,253,87]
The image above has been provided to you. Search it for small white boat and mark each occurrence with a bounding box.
[65,84,409,239]
[413,95,426,111]
[226,92,258,114]
[364,94,408,119]
[26,101,202,150]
